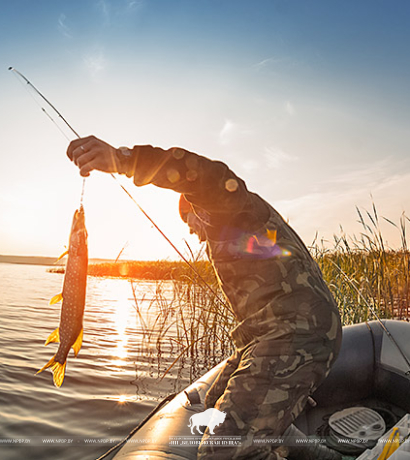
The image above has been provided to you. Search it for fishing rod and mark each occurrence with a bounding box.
[9,67,88,205]
[9,67,230,311]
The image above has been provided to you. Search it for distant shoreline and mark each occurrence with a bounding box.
[0,255,115,267]
[48,259,214,282]
[0,255,214,282]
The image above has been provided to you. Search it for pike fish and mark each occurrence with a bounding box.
[37,206,88,387]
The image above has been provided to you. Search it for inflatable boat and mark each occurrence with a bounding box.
[105,320,410,459]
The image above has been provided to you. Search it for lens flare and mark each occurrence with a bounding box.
[241,229,291,259]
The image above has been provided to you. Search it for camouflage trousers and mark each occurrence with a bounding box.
[197,315,342,459]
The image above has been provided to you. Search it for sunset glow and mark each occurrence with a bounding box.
[1,1,409,260]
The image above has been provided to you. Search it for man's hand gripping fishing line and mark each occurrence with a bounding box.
[67,136,126,177]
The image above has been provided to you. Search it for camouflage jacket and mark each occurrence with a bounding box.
[122,145,339,348]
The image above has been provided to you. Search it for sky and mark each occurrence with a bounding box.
[0,0,409,261]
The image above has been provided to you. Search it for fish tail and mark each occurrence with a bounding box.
[37,356,67,387]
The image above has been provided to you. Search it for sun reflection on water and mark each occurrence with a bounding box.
[97,278,135,363]
[118,394,127,404]
[113,284,132,361]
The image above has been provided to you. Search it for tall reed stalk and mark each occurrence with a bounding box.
[313,204,410,324]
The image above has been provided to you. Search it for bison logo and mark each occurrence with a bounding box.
[188,408,227,435]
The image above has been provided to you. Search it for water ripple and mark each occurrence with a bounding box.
[0,263,190,460]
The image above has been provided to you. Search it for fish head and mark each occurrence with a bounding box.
[72,206,85,230]
[70,206,88,247]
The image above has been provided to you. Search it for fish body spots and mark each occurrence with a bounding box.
[39,207,88,386]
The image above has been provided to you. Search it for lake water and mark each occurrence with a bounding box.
[0,263,199,460]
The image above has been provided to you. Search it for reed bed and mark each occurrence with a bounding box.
[131,205,410,389]
[129,259,237,392]
[312,205,410,325]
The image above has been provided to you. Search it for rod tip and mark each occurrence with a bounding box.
[8,67,14,71]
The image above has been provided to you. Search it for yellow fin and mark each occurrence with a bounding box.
[45,327,60,346]
[55,250,69,263]
[36,355,67,387]
[49,293,63,305]
[72,329,83,357]
[37,355,56,375]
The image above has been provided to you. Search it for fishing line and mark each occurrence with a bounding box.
[9,67,229,311]
[330,260,410,376]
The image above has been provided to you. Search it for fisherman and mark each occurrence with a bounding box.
[67,136,343,460]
